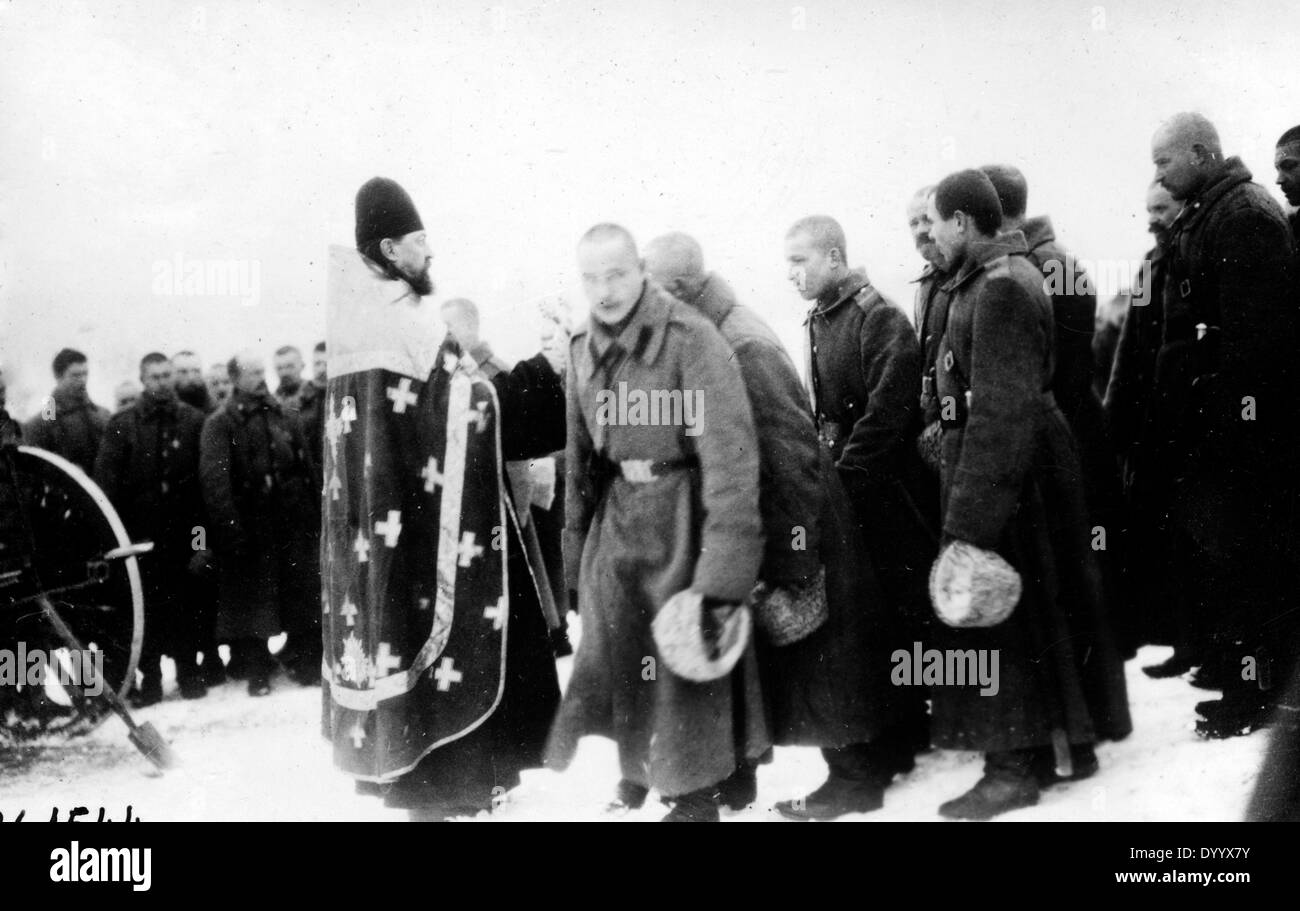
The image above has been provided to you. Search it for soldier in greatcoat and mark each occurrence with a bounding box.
[925,170,1131,819]
[545,224,767,822]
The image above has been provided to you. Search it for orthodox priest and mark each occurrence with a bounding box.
[321,177,565,819]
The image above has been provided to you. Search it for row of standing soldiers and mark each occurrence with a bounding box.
[17,345,329,701]
[545,115,1299,820]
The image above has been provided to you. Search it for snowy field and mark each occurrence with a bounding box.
[0,626,1268,822]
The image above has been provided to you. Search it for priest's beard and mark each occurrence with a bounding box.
[403,262,435,297]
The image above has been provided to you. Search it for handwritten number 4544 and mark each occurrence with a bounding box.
[0,806,139,822]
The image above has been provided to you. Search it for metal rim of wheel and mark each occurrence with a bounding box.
[0,446,144,739]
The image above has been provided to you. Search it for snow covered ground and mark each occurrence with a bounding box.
[0,627,1269,822]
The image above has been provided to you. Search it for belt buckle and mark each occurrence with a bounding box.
[620,459,656,483]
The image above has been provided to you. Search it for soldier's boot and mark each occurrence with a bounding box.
[175,654,207,700]
[774,740,900,820]
[1195,691,1272,739]
[775,775,884,821]
[604,779,649,815]
[718,762,758,811]
[130,673,163,709]
[243,639,273,698]
[1031,742,1099,788]
[939,749,1040,820]
[200,647,227,687]
[661,785,721,822]
[129,653,164,708]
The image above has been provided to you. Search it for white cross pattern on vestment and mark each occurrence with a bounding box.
[375,510,402,547]
[339,597,358,627]
[375,642,402,676]
[421,457,444,493]
[465,401,490,433]
[353,530,370,563]
[456,531,484,568]
[483,595,507,630]
[433,657,464,691]
[349,723,365,749]
[387,377,418,414]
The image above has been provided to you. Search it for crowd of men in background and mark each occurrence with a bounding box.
[6,341,330,702]
[1,112,1297,821]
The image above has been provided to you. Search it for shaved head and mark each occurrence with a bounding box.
[786,215,847,263]
[1154,112,1223,157]
[1152,112,1224,200]
[230,349,267,395]
[644,232,707,300]
[785,215,850,301]
[578,222,646,325]
[579,222,639,260]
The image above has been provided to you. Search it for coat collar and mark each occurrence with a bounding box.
[584,279,675,367]
[138,389,178,419]
[229,387,279,421]
[910,262,948,284]
[1177,157,1253,231]
[688,272,737,328]
[941,230,1030,292]
[51,385,94,413]
[804,268,870,323]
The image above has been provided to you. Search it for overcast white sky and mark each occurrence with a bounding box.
[1,0,1295,414]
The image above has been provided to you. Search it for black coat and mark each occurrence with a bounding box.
[199,388,318,639]
[93,392,206,560]
[1022,217,1126,649]
[1158,157,1297,557]
[913,264,953,428]
[805,269,936,620]
[24,388,110,474]
[295,379,327,490]
[689,273,906,747]
[931,231,1131,752]
[1154,159,1298,656]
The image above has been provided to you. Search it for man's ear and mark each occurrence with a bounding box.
[1190,143,1216,167]
[380,237,398,263]
[830,247,846,269]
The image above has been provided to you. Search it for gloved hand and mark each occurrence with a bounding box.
[700,596,740,661]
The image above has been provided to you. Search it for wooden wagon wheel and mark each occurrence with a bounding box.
[0,445,145,740]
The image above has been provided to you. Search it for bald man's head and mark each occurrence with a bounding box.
[441,297,482,350]
[578,222,646,325]
[785,215,850,301]
[230,350,267,395]
[644,232,707,302]
[1152,112,1224,200]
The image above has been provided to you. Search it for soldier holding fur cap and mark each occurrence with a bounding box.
[925,170,1131,820]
